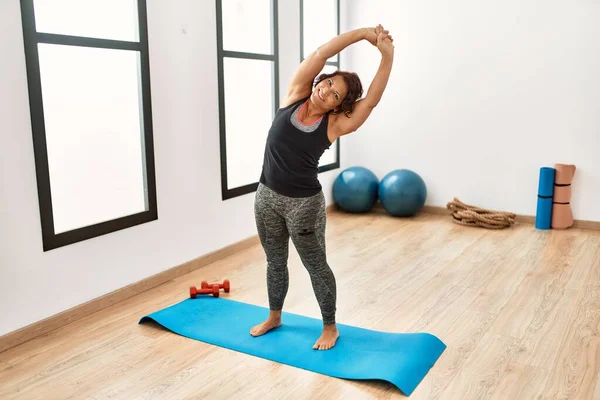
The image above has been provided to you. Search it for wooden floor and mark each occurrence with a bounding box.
[1,210,600,399]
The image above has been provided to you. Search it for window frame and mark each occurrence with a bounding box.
[19,0,158,251]
[300,0,341,173]
[216,0,280,200]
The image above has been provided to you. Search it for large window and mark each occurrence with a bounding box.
[301,0,340,172]
[20,0,157,251]
[216,0,279,200]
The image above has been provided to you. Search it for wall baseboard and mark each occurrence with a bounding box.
[2,203,596,354]
[0,235,260,354]
[0,205,340,353]
[372,203,600,230]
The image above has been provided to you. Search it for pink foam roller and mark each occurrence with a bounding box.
[551,164,576,229]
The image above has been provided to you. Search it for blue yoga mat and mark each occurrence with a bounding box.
[535,167,555,229]
[139,297,446,396]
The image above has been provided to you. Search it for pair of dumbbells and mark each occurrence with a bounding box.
[189,279,230,298]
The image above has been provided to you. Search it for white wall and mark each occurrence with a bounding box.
[342,0,600,221]
[0,1,345,336]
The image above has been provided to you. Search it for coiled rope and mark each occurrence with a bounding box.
[446,198,516,229]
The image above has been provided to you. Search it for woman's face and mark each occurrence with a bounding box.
[311,75,348,111]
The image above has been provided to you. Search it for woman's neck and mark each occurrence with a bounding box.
[305,99,327,118]
[298,99,325,125]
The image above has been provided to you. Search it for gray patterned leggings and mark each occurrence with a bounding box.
[254,183,337,325]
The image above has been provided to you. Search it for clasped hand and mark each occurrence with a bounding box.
[364,24,394,58]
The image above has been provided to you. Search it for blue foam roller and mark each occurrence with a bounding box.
[535,167,555,229]
[538,167,555,197]
[140,297,446,396]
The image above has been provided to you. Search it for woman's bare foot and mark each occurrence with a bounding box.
[313,324,339,350]
[250,311,282,336]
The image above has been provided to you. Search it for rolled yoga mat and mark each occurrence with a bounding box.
[552,163,576,229]
[139,297,447,396]
[535,167,555,229]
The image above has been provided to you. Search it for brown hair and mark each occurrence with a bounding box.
[313,70,363,117]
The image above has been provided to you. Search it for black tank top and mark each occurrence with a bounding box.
[259,96,332,197]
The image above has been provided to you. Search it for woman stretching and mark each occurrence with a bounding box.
[251,25,394,350]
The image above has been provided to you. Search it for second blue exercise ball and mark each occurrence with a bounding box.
[379,169,427,217]
[333,166,379,213]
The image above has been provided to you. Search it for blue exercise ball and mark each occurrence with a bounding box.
[379,169,427,217]
[333,166,379,213]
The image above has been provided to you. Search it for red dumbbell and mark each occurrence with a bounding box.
[200,279,230,293]
[189,284,220,298]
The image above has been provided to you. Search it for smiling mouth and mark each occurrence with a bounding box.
[318,89,324,101]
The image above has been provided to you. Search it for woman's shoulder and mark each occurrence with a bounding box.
[279,86,312,110]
